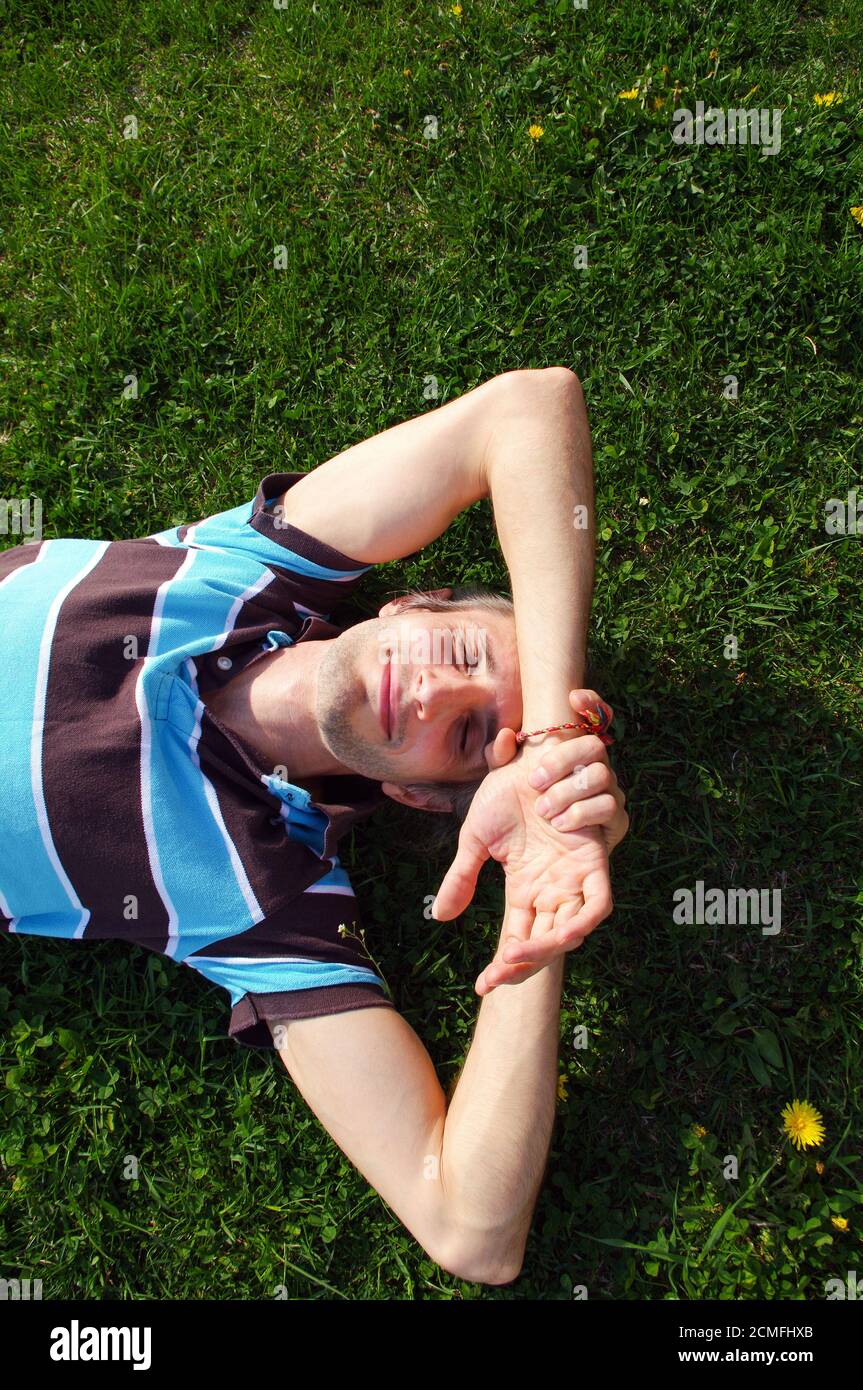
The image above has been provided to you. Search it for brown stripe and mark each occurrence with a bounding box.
[193,711,334,919]
[194,710,387,924]
[0,541,44,580]
[189,890,373,966]
[39,541,188,947]
[228,982,395,1049]
[249,471,372,614]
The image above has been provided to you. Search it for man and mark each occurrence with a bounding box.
[0,367,628,1285]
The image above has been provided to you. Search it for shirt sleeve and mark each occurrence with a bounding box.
[148,471,374,620]
[182,885,396,1050]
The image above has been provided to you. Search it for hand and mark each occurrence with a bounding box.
[528,725,628,854]
[432,690,621,995]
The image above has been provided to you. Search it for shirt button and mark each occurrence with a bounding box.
[217,656,233,671]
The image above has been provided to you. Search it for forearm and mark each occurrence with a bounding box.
[482,368,595,722]
[440,927,565,1272]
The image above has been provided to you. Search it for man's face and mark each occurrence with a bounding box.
[314,605,522,785]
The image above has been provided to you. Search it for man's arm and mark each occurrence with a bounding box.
[271,935,564,1284]
[276,369,582,565]
[275,373,505,563]
[281,367,595,730]
[480,368,594,718]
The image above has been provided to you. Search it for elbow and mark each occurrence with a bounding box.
[430,1220,528,1287]
[494,365,585,416]
[435,1241,525,1287]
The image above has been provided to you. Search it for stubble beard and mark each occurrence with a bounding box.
[314,622,398,783]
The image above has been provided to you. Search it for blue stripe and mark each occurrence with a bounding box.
[140,548,268,956]
[153,498,370,583]
[308,862,354,892]
[185,956,387,1006]
[0,540,107,936]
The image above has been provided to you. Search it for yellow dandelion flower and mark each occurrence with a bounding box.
[652,96,666,110]
[814,91,842,106]
[618,87,639,100]
[451,2,462,14]
[815,1160,825,1175]
[557,1073,569,1101]
[692,1123,707,1139]
[831,1216,849,1231]
[528,123,544,141]
[781,1099,825,1151]
[850,206,863,227]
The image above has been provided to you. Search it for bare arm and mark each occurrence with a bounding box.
[480,368,595,719]
[271,939,563,1284]
[281,366,596,728]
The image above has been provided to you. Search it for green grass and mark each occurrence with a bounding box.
[1,0,861,1300]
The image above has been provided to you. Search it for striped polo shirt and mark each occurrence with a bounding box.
[0,472,396,1048]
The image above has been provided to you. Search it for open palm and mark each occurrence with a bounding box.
[432,742,613,994]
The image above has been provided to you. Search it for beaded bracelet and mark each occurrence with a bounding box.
[515,702,614,746]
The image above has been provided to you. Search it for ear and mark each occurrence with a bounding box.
[378,587,453,619]
[381,780,454,814]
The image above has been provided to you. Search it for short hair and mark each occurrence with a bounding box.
[388,584,514,830]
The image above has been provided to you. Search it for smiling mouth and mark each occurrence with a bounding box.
[388,661,400,741]
[379,655,391,739]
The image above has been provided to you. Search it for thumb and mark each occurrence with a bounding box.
[568,689,614,740]
[431,824,490,920]
[484,726,518,771]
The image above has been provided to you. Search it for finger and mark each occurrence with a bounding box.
[500,904,536,948]
[534,760,614,814]
[527,734,610,789]
[476,905,535,990]
[546,793,620,834]
[501,908,565,963]
[503,870,613,963]
[569,689,614,727]
[431,827,490,920]
[531,909,557,938]
[476,957,542,994]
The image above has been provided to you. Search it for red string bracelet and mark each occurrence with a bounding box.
[515,702,614,746]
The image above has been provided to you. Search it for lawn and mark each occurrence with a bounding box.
[0,0,861,1300]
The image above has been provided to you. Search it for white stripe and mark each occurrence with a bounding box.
[31,541,109,938]
[305,883,356,896]
[0,884,17,931]
[186,954,341,967]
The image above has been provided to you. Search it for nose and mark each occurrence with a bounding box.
[412,665,464,721]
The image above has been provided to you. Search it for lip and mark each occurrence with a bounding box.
[379,656,391,739]
[388,662,400,740]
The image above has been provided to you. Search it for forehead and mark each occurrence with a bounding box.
[389,607,516,676]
